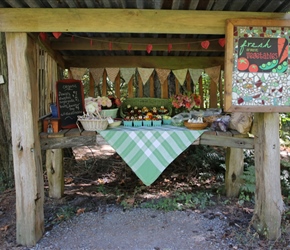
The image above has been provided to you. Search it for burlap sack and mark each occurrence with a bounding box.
[229,112,253,134]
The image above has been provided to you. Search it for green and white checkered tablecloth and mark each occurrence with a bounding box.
[100,125,205,186]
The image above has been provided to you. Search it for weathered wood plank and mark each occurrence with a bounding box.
[0,9,289,34]
[64,56,224,69]
[252,113,283,240]
[199,133,254,149]
[6,32,44,246]
[41,135,96,150]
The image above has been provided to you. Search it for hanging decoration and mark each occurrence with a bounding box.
[90,39,93,46]
[70,67,87,80]
[155,69,171,85]
[109,42,112,50]
[106,68,120,82]
[168,44,172,53]
[128,44,132,53]
[89,68,104,85]
[172,69,188,86]
[218,38,226,47]
[120,68,136,83]
[137,68,154,85]
[187,43,191,50]
[52,32,62,39]
[201,40,210,49]
[205,66,221,84]
[71,35,74,42]
[188,69,204,84]
[39,32,46,41]
[146,44,153,54]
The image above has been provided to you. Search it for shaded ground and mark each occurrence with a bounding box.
[1,144,290,249]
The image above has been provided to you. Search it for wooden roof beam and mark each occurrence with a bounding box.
[63,55,224,69]
[0,9,289,34]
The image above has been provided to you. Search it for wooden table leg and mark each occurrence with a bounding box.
[46,149,64,198]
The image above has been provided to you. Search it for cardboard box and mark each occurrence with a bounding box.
[43,117,61,133]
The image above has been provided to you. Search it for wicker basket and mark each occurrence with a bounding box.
[120,98,172,118]
[184,121,208,130]
[77,118,108,131]
[203,115,221,125]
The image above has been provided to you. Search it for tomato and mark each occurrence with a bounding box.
[237,57,249,71]
[248,64,258,72]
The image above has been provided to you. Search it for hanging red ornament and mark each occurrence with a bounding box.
[146,44,153,54]
[168,44,172,53]
[201,40,210,49]
[39,32,46,41]
[128,43,132,53]
[71,35,74,42]
[90,39,93,46]
[187,43,191,50]
[218,38,226,47]
[52,32,62,39]
[109,42,112,50]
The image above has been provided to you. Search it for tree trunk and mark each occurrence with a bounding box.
[0,32,13,189]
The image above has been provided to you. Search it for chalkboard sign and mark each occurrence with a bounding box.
[56,79,85,129]
[224,19,290,113]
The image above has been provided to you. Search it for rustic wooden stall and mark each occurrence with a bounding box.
[0,6,289,246]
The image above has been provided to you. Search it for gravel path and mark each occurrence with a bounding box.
[30,205,239,250]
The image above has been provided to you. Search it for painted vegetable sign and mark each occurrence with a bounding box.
[237,38,288,73]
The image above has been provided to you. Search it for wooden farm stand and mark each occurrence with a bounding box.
[0,8,287,246]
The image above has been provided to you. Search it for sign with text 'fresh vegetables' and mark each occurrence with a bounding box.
[237,38,288,73]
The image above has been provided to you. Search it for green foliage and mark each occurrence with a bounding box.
[239,166,256,204]
[280,113,290,146]
[54,205,75,223]
[139,191,215,211]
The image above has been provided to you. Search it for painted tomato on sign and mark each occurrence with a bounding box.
[237,57,249,71]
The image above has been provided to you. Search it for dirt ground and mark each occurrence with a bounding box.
[1,144,290,249]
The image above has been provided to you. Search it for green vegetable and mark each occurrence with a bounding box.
[259,59,278,70]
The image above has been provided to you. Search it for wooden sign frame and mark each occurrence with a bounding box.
[56,79,85,129]
[224,19,290,112]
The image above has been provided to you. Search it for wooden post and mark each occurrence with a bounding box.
[102,69,107,96]
[252,113,283,240]
[115,71,121,98]
[161,79,169,99]
[6,32,44,246]
[128,77,134,97]
[138,73,143,97]
[149,74,154,97]
[46,149,64,198]
[89,72,95,97]
[225,147,244,197]
[186,71,191,92]
[175,78,179,94]
[198,76,204,109]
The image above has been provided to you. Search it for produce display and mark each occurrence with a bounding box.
[123,105,171,126]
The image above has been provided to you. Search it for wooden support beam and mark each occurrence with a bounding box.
[63,56,224,69]
[6,32,44,246]
[46,149,64,198]
[225,147,244,197]
[89,72,95,97]
[128,77,134,98]
[252,113,284,240]
[198,76,204,109]
[138,74,143,97]
[161,79,169,99]
[0,9,289,34]
[102,70,107,96]
[115,72,121,98]
[149,74,154,98]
